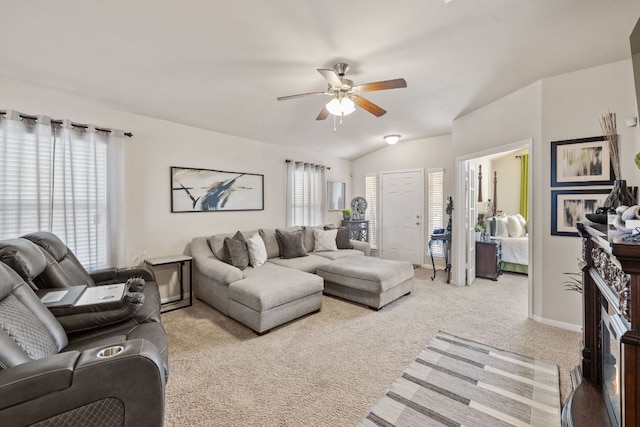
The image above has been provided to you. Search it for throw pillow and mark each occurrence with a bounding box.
[246,232,268,268]
[515,213,527,234]
[313,228,338,252]
[223,231,249,270]
[275,228,308,259]
[324,225,353,249]
[495,216,509,237]
[506,215,524,238]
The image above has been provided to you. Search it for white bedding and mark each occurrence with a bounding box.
[492,236,528,265]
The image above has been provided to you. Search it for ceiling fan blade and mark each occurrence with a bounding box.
[357,78,407,93]
[317,68,343,88]
[353,96,387,117]
[316,107,330,121]
[277,91,330,101]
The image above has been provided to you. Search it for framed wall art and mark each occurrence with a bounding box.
[171,166,264,212]
[327,181,346,210]
[551,189,610,236]
[550,136,615,187]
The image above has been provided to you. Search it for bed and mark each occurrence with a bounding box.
[483,214,529,275]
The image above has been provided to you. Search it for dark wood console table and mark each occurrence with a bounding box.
[565,223,640,426]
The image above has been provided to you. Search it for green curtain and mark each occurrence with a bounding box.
[520,154,529,221]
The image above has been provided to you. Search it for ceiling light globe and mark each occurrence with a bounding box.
[326,97,356,116]
[384,134,401,145]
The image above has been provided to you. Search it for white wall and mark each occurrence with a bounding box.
[539,59,639,327]
[0,77,352,298]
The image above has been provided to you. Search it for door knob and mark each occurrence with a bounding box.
[416,215,421,219]
[416,222,421,226]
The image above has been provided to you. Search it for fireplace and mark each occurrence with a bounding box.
[601,303,627,426]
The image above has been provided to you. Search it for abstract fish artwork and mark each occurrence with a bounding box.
[171,167,264,212]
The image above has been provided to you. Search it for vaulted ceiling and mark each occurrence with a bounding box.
[1,1,639,159]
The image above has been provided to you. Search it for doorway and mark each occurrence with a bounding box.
[454,139,533,318]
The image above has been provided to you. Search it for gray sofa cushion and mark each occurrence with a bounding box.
[275,228,308,259]
[313,250,364,261]
[229,263,323,311]
[224,231,249,270]
[267,253,330,273]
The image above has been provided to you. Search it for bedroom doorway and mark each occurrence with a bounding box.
[454,139,532,317]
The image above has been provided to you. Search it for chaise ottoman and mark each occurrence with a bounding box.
[316,256,414,310]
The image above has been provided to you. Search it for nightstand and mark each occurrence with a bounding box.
[476,240,502,281]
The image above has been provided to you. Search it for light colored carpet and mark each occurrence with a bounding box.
[358,332,561,427]
[162,269,581,426]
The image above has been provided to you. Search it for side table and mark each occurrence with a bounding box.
[145,254,193,313]
[341,220,370,242]
[429,233,451,283]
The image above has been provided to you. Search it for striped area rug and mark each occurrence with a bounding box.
[358,332,561,427]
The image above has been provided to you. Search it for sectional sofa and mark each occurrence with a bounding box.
[190,225,414,334]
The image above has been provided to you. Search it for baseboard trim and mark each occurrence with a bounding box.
[532,314,582,332]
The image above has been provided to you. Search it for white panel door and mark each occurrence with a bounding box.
[380,170,424,264]
[467,162,477,285]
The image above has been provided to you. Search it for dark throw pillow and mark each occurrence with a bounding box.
[275,228,308,259]
[223,231,249,270]
[324,225,354,249]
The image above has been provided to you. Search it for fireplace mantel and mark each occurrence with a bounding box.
[564,223,640,426]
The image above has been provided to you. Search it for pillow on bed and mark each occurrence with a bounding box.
[506,215,524,237]
[495,216,509,237]
[515,214,527,235]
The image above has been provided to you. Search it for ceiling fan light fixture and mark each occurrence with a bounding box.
[384,134,401,145]
[326,96,355,116]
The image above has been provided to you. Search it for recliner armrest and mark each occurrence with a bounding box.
[0,351,78,410]
[91,266,155,285]
[50,292,145,333]
[0,339,165,427]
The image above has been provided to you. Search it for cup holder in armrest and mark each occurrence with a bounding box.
[97,345,124,358]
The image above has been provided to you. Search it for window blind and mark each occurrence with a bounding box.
[365,174,378,248]
[285,161,326,226]
[427,169,444,257]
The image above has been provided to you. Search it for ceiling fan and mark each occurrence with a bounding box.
[277,63,407,121]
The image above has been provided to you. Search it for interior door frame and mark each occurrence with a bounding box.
[379,168,425,264]
[454,139,533,318]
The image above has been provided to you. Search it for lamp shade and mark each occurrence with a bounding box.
[384,134,401,145]
[326,97,355,116]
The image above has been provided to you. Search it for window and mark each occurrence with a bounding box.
[427,169,444,257]
[365,174,378,248]
[285,161,327,226]
[0,111,125,270]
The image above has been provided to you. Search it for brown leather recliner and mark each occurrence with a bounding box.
[0,262,166,427]
[21,231,162,324]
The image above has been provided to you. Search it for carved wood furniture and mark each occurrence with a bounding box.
[564,223,640,426]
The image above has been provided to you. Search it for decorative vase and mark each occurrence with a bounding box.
[601,179,636,211]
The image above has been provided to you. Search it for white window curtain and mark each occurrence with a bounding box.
[0,110,125,270]
[427,168,445,257]
[285,160,327,226]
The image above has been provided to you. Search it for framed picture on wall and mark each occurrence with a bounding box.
[171,166,264,212]
[551,189,610,236]
[327,181,346,210]
[550,136,615,187]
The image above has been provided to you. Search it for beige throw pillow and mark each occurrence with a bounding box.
[246,233,267,268]
[313,228,338,252]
